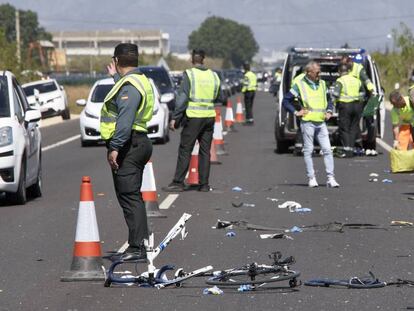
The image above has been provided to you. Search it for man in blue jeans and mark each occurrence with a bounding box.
[282,61,340,188]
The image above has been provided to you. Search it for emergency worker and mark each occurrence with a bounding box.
[389,90,414,150]
[282,61,340,188]
[241,62,257,125]
[100,43,154,259]
[332,64,364,157]
[162,49,220,192]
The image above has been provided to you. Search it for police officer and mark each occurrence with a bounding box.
[282,61,340,188]
[162,49,220,192]
[101,43,154,259]
[241,62,257,125]
[332,64,364,158]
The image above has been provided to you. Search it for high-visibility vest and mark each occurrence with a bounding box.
[185,68,219,118]
[291,73,305,88]
[337,74,362,103]
[242,71,257,92]
[100,73,154,140]
[297,78,328,122]
[351,62,374,92]
[274,71,282,82]
[391,96,414,126]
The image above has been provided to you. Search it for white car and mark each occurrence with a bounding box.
[77,77,169,146]
[23,79,70,120]
[0,71,42,205]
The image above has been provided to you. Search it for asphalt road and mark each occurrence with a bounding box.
[0,92,413,311]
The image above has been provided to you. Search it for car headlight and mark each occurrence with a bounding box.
[85,110,99,120]
[0,127,13,147]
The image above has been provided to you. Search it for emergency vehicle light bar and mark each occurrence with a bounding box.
[292,48,364,54]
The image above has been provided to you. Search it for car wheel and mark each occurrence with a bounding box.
[6,161,27,205]
[62,106,71,120]
[28,153,42,198]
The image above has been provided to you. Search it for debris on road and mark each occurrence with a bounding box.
[226,231,236,237]
[369,173,379,177]
[408,197,414,200]
[289,226,303,233]
[260,233,293,240]
[213,219,284,231]
[242,203,255,207]
[231,201,243,207]
[278,201,302,209]
[266,197,279,202]
[237,284,253,292]
[390,220,413,227]
[203,286,223,295]
[369,178,378,182]
[291,207,312,213]
[232,186,243,192]
[382,179,393,183]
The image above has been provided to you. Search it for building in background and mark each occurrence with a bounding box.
[51,29,170,68]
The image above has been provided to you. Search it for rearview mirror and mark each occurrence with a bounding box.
[25,109,41,123]
[76,99,87,106]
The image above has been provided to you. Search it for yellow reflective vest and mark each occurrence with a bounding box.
[242,71,257,92]
[185,67,219,118]
[351,62,374,92]
[336,74,362,103]
[100,73,154,140]
[296,78,328,122]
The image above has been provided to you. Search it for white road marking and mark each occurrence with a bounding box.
[376,138,392,153]
[42,134,81,152]
[159,194,179,210]
[116,194,179,253]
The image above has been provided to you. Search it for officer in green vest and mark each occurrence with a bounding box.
[100,43,154,260]
[282,61,340,188]
[162,49,221,192]
[332,64,364,158]
[241,62,257,125]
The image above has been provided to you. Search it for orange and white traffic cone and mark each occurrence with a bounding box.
[141,160,166,218]
[210,141,222,165]
[61,176,105,281]
[235,96,245,123]
[213,108,228,155]
[224,99,236,132]
[185,141,200,186]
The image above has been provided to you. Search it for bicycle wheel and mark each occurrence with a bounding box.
[206,268,300,286]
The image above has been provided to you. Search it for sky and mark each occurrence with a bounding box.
[4,0,414,55]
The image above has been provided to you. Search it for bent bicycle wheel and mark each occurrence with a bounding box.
[206,269,300,286]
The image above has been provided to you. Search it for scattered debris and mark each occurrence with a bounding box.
[369,178,378,182]
[243,203,256,207]
[383,169,391,173]
[266,197,279,202]
[238,284,253,292]
[278,201,302,209]
[260,233,293,240]
[231,201,243,207]
[408,197,414,201]
[369,173,379,177]
[97,192,105,197]
[203,286,223,295]
[213,219,284,231]
[291,207,312,213]
[289,226,303,233]
[232,186,243,192]
[226,231,236,237]
[391,221,413,227]
[382,179,393,183]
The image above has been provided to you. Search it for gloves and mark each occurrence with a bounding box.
[393,140,400,149]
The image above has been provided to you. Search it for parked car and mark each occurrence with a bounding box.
[274,47,385,153]
[22,79,70,120]
[138,66,176,114]
[77,77,169,146]
[0,71,42,204]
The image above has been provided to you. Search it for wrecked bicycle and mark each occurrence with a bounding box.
[104,213,213,288]
[204,251,300,288]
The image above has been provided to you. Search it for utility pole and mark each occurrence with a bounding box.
[15,9,21,65]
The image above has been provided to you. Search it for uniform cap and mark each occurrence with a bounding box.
[114,43,139,58]
[192,49,205,58]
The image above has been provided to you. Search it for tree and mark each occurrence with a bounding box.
[0,29,17,72]
[188,16,259,67]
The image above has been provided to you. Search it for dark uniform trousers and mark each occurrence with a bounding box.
[244,91,256,120]
[111,132,152,248]
[337,101,363,150]
[173,117,215,186]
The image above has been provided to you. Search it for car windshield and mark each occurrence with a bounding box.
[91,84,114,103]
[23,81,58,96]
[0,77,10,117]
[139,68,172,93]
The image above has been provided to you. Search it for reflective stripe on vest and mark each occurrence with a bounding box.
[242,71,257,92]
[100,73,154,140]
[297,78,327,122]
[185,68,219,118]
[337,74,362,103]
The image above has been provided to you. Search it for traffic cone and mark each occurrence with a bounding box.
[61,176,105,282]
[224,99,236,132]
[235,96,245,123]
[141,160,166,218]
[213,108,228,155]
[185,141,200,185]
[210,141,222,165]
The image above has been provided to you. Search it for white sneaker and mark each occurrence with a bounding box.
[370,150,378,156]
[308,177,319,188]
[365,149,372,156]
[327,178,340,188]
